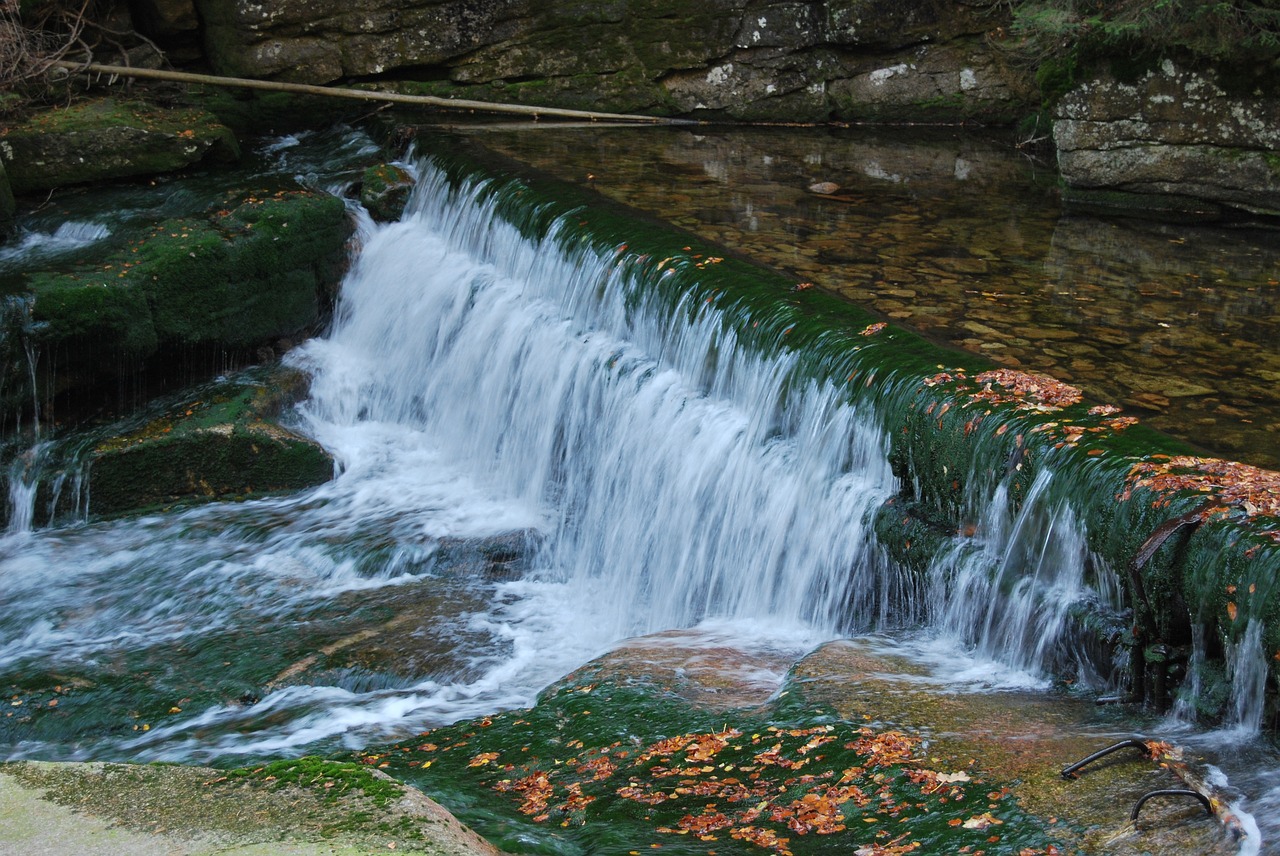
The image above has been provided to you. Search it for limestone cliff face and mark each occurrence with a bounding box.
[189,0,1033,123]
[1055,61,1280,218]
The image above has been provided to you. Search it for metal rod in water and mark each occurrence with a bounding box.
[1130,789,1214,822]
[1060,738,1150,779]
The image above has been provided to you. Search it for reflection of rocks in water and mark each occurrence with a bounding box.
[655,127,1038,199]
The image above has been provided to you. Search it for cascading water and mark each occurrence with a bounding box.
[300,165,902,641]
[4,440,53,535]
[0,162,910,763]
[919,470,1125,686]
[0,155,1267,808]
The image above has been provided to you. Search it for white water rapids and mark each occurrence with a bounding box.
[2,159,1277,849]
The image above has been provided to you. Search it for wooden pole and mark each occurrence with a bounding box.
[51,60,693,125]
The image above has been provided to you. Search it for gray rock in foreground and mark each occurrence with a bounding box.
[0,760,502,855]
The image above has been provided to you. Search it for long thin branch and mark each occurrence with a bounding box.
[51,60,695,125]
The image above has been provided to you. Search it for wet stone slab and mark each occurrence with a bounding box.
[366,630,1243,855]
[787,640,1239,856]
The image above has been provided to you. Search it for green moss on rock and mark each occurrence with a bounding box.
[25,188,350,392]
[0,97,240,195]
[422,138,1280,717]
[359,163,415,222]
[87,369,332,517]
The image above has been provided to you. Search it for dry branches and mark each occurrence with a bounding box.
[0,0,91,90]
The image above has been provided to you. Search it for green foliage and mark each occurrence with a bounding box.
[1012,0,1280,64]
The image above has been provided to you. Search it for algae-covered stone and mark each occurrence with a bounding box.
[25,187,350,396]
[87,369,332,516]
[0,97,240,195]
[359,162,415,222]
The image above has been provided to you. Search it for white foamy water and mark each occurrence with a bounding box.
[0,220,111,266]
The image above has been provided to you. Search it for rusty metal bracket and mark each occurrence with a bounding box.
[1131,788,1213,822]
[1060,737,1149,779]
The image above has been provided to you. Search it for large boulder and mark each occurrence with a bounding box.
[1054,60,1280,217]
[6,187,351,424]
[0,98,240,195]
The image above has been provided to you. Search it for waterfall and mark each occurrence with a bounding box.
[298,163,899,640]
[1229,620,1270,733]
[5,441,52,535]
[1,294,45,437]
[0,158,1182,763]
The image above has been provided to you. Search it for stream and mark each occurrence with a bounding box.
[2,127,1278,853]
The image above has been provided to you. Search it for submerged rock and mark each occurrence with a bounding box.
[0,97,240,195]
[362,631,1238,854]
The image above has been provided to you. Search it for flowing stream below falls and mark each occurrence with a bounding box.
[2,135,1279,852]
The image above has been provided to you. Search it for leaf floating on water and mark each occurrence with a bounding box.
[859,322,887,337]
[936,771,972,783]
[961,812,1003,830]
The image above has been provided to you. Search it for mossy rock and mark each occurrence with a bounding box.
[24,187,350,400]
[1,759,500,855]
[359,163,415,222]
[86,369,332,517]
[0,97,240,195]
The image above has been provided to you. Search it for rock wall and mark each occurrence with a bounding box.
[1054,61,1280,218]
[187,0,1033,123]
